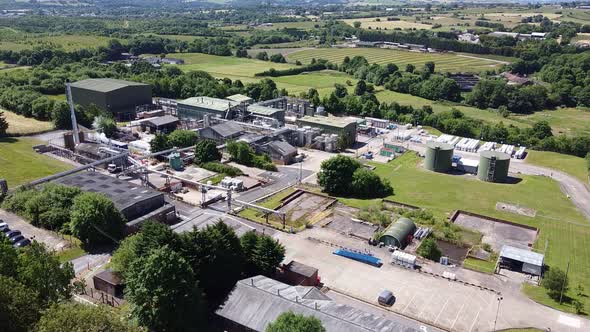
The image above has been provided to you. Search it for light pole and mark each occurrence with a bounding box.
[493,296,503,332]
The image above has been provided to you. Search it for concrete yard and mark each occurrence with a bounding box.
[275,227,588,332]
[452,212,537,251]
[322,203,379,240]
[279,191,335,225]
[171,208,274,237]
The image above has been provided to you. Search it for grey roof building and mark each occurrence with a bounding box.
[499,245,544,276]
[263,140,297,165]
[217,275,420,332]
[70,78,152,121]
[54,171,169,222]
[141,115,179,134]
[198,121,244,142]
[177,96,241,121]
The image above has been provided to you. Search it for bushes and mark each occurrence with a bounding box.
[226,141,277,171]
[254,62,328,77]
[417,238,442,261]
[199,162,243,177]
[318,155,392,198]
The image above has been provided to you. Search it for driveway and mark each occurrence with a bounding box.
[0,209,70,251]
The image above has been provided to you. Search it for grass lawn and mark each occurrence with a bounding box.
[338,153,590,312]
[286,48,503,73]
[525,151,589,184]
[2,110,54,135]
[238,188,297,227]
[272,70,357,97]
[342,17,434,30]
[512,108,590,136]
[173,53,296,79]
[0,137,71,188]
[522,283,582,315]
[0,34,114,52]
[463,257,496,274]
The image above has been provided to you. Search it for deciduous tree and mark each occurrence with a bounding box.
[266,312,326,332]
[69,192,125,246]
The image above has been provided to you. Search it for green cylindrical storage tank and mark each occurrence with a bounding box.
[168,152,183,171]
[424,141,454,173]
[379,217,417,249]
[477,150,511,182]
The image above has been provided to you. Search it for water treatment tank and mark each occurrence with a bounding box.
[424,141,454,173]
[477,150,511,182]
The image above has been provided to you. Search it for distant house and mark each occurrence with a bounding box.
[501,72,533,86]
[458,33,480,44]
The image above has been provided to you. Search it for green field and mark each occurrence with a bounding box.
[272,70,357,96]
[174,53,296,78]
[286,48,504,73]
[2,110,54,135]
[513,108,590,136]
[525,151,589,184]
[339,153,590,312]
[0,137,71,188]
[0,33,114,52]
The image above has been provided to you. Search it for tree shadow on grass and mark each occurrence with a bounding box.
[0,137,18,144]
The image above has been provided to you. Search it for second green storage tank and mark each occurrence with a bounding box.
[424,141,454,173]
[477,150,510,182]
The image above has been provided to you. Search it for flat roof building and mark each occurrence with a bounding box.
[140,115,179,134]
[54,171,174,225]
[247,105,286,125]
[281,260,319,286]
[70,78,152,121]
[226,94,254,104]
[296,116,357,148]
[217,275,420,332]
[177,97,240,121]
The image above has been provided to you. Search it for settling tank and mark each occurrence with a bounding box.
[477,150,510,182]
[424,141,454,173]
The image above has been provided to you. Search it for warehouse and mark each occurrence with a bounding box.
[198,121,244,143]
[177,96,241,121]
[217,275,420,332]
[247,104,286,125]
[70,78,152,121]
[226,94,254,105]
[379,217,417,249]
[296,116,357,148]
[54,171,175,224]
[498,245,544,276]
[140,115,179,134]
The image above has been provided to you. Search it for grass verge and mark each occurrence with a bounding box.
[525,150,589,184]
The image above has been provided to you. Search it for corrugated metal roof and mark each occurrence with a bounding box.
[268,141,297,156]
[179,96,239,111]
[210,121,244,138]
[298,115,357,128]
[145,115,179,127]
[500,245,544,267]
[248,105,284,116]
[216,276,420,332]
[71,78,148,93]
[227,94,253,103]
[284,260,318,278]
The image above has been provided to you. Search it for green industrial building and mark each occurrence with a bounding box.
[424,141,454,173]
[177,96,241,121]
[478,150,511,182]
[379,217,417,249]
[70,78,152,121]
[296,115,357,148]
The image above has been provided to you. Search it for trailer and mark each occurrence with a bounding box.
[333,249,382,267]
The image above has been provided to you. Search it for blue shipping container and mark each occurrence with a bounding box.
[333,249,382,267]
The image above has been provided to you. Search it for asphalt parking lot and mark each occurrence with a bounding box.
[276,228,499,332]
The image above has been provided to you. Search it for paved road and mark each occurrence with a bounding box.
[236,166,313,203]
[0,209,70,251]
[70,253,111,276]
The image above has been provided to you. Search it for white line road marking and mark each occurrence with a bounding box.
[451,302,466,330]
[468,309,481,332]
[434,297,450,324]
[402,292,417,314]
[417,292,436,319]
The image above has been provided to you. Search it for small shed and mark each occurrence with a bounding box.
[281,260,319,286]
[93,269,125,298]
[499,245,544,276]
[141,115,179,134]
[379,217,417,249]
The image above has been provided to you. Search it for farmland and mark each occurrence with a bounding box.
[174,53,296,78]
[286,48,503,73]
[0,137,71,188]
[342,17,434,30]
[340,152,590,313]
[0,32,115,51]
